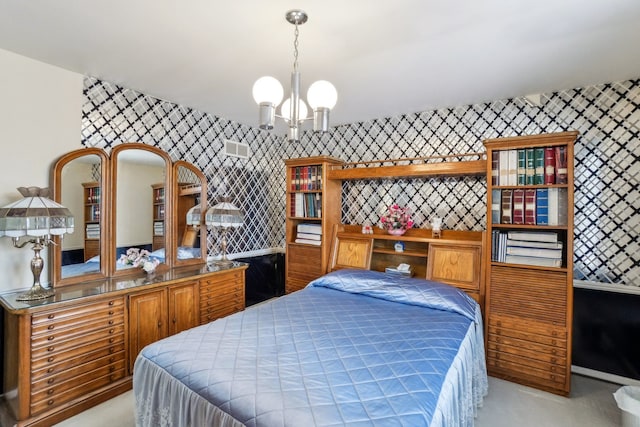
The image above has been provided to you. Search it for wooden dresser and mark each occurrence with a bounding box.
[1,263,247,427]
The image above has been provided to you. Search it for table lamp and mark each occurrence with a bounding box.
[0,187,74,301]
[205,199,243,266]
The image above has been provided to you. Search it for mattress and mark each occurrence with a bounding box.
[133,269,487,427]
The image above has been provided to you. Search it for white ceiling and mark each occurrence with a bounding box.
[1,0,640,134]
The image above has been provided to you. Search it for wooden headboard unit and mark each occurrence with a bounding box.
[329,224,486,310]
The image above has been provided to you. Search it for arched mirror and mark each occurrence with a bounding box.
[52,148,109,284]
[111,144,172,275]
[174,161,208,266]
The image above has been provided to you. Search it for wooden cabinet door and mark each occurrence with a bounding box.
[168,281,198,336]
[129,289,168,371]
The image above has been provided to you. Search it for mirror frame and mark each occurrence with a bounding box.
[110,143,173,278]
[173,160,208,267]
[51,143,208,287]
[51,147,110,286]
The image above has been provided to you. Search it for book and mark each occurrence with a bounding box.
[525,148,535,185]
[508,149,518,186]
[524,188,537,225]
[536,188,549,225]
[505,255,562,268]
[491,189,501,224]
[296,232,321,241]
[548,188,568,226]
[506,239,563,249]
[507,230,558,243]
[501,189,513,224]
[297,223,322,234]
[534,147,545,185]
[555,145,568,184]
[517,149,526,185]
[491,151,499,185]
[499,150,509,185]
[512,189,525,224]
[544,147,556,184]
[506,246,562,258]
[294,238,321,246]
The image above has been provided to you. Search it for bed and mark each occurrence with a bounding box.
[133,268,487,426]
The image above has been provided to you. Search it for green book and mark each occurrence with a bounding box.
[525,148,535,185]
[534,148,545,185]
[517,149,526,185]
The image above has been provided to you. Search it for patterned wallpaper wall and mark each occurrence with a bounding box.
[81,76,639,287]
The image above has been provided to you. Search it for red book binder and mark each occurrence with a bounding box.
[491,151,499,185]
[524,189,537,225]
[512,189,525,224]
[544,147,556,184]
[555,146,568,184]
[501,189,513,224]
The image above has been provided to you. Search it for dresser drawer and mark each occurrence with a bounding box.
[487,356,566,386]
[32,338,125,375]
[30,364,126,415]
[487,334,566,361]
[32,305,124,337]
[200,281,243,299]
[31,298,124,329]
[31,324,125,361]
[31,351,126,393]
[200,271,243,289]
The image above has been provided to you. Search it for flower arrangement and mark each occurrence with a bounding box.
[118,248,159,273]
[380,204,414,235]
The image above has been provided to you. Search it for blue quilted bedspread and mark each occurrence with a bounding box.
[134,269,487,427]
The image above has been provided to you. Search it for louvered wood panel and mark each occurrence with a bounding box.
[490,266,567,325]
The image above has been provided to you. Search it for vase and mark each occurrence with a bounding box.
[387,228,406,236]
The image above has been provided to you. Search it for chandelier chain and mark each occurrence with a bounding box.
[293,23,300,72]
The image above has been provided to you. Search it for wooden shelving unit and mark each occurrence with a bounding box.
[151,183,165,251]
[326,153,486,181]
[483,131,578,396]
[284,156,344,294]
[82,182,101,261]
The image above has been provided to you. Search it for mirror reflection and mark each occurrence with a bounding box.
[60,154,102,278]
[176,165,204,262]
[115,149,167,270]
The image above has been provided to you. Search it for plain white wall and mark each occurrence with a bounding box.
[0,48,83,293]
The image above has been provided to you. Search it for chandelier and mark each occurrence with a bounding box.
[252,10,337,142]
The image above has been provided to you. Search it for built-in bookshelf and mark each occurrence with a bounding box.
[284,156,343,294]
[82,182,101,261]
[152,183,165,251]
[484,131,577,396]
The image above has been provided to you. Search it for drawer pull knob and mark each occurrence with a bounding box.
[48,314,55,319]
[48,346,54,352]
[47,389,54,395]
[108,320,114,325]
[109,338,115,343]
[109,301,115,306]
[48,357,54,362]
[47,368,54,373]
[48,399,54,406]
[48,378,54,384]
[109,329,114,334]
[48,325,54,330]
[109,311,114,315]
[47,336,55,341]
[109,348,115,354]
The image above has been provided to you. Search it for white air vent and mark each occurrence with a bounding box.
[224,139,249,159]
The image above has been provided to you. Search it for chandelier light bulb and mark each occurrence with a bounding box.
[280,98,309,122]
[252,76,284,106]
[307,80,338,110]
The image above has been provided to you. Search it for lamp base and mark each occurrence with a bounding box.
[212,259,234,267]
[16,284,55,301]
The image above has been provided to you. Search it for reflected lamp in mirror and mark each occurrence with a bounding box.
[0,187,74,300]
[183,203,203,248]
[205,200,243,266]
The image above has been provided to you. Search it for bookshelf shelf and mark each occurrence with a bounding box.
[151,183,165,251]
[82,182,101,262]
[483,131,577,397]
[284,156,344,294]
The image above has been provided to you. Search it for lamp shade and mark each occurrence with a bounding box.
[185,203,203,227]
[0,187,74,238]
[307,80,338,109]
[252,76,284,106]
[205,201,244,228]
[280,97,309,122]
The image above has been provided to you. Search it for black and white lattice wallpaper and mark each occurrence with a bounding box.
[81,76,640,288]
